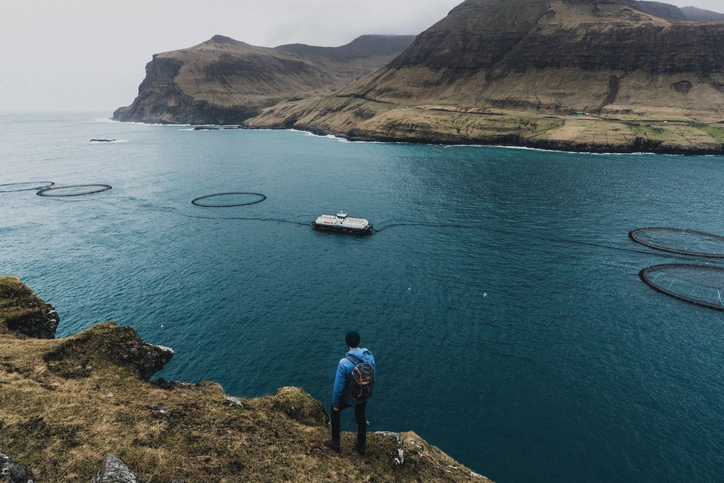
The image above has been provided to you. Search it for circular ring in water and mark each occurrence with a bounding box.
[191,192,267,207]
[639,263,724,311]
[36,184,112,197]
[629,227,724,258]
[0,181,55,192]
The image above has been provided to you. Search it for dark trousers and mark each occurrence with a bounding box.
[331,401,367,447]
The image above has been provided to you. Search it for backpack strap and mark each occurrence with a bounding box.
[341,355,358,402]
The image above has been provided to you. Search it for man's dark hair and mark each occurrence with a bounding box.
[345,331,360,348]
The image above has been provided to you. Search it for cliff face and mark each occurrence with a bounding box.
[0,277,488,482]
[0,276,58,339]
[113,34,415,125]
[342,0,724,107]
[247,0,724,154]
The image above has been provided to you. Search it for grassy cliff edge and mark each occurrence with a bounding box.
[0,277,489,482]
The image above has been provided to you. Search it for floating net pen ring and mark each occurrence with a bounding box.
[36,184,112,197]
[629,227,724,258]
[0,181,55,192]
[639,263,724,311]
[191,192,267,207]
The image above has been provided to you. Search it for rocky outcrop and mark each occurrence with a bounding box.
[0,453,34,483]
[43,322,173,380]
[272,386,330,427]
[114,34,414,125]
[0,277,58,339]
[90,454,138,483]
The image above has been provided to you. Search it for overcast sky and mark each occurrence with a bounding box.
[0,0,721,113]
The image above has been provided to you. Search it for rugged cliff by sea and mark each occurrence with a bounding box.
[0,277,488,482]
[116,0,724,155]
[113,35,415,125]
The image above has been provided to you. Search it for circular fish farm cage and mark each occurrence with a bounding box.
[639,263,724,311]
[191,192,267,207]
[36,184,112,197]
[629,227,724,258]
[0,181,55,192]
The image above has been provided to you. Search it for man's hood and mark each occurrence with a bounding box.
[347,347,374,364]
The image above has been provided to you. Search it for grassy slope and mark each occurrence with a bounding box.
[247,93,724,153]
[160,37,332,107]
[0,277,488,482]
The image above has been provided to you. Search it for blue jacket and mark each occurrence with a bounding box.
[332,347,376,407]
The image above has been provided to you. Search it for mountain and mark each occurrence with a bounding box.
[113,34,415,124]
[628,0,685,20]
[680,6,724,22]
[248,0,724,154]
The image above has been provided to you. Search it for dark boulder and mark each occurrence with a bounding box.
[671,80,693,94]
[0,453,34,483]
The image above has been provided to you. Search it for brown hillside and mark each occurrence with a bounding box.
[247,0,724,154]
[113,34,415,125]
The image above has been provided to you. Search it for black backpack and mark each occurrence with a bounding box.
[344,355,375,403]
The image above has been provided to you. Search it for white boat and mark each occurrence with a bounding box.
[313,212,373,235]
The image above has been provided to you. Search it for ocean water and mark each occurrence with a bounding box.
[1,112,724,482]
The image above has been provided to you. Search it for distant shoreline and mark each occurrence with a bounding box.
[108,106,724,156]
[241,122,724,156]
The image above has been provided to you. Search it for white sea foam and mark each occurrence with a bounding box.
[441,142,679,156]
[102,118,194,128]
[154,345,175,354]
[94,117,164,127]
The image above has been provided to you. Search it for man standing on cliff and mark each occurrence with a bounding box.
[324,331,376,456]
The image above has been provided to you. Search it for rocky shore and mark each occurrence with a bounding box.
[0,277,488,482]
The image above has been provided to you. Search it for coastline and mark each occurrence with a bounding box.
[242,98,724,156]
[270,123,724,156]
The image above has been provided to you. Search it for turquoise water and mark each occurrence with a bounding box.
[1,113,724,482]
